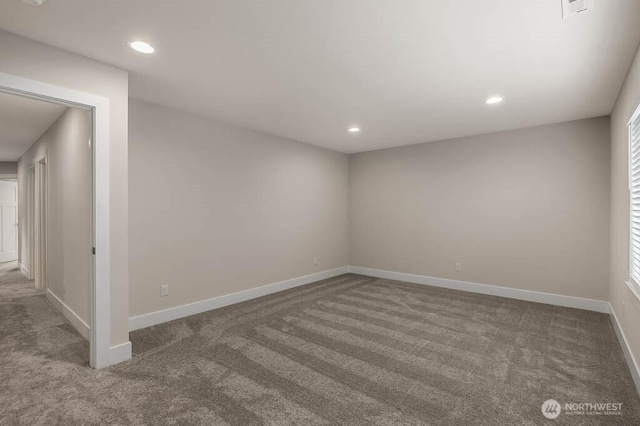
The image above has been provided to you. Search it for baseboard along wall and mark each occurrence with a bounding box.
[129,266,350,331]
[109,341,132,365]
[46,289,132,365]
[18,262,30,280]
[610,304,640,396]
[126,264,640,392]
[46,289,90,340]
[348,266,610,313]
[130,265,610,331]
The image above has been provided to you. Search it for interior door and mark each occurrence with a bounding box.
[0,180,18,263]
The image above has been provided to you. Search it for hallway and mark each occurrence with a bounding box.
[0,261,39,299]
[0,260,89,370]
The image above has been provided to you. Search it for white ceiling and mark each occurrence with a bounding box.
[0,0,639,153]
[0,91,67,161]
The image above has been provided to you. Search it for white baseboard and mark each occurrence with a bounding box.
[46,290,132,365]
[129,266,349,331]
[609,304,640,395]
[109,341,132,365]
[124,263,637,393]
[348,266,610,314]
[18,262,30,279]
[46,289,90,340]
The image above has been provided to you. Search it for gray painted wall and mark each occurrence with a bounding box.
[350,117,611,301]
[610,42,640,376]
[128,99,349,318]
[18,108,92,327]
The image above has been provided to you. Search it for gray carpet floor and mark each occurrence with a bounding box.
[1,267,639,425]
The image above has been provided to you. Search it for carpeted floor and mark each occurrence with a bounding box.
[1,268,639,425]
[0,260,41,299]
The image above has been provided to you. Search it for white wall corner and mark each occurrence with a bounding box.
[46,289,90,340]
[348,266,610,313]
[610,304,640,396]
[109,341,132,365]
[129,266,350,331]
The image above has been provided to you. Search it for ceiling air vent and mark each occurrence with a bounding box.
[562,0,591,18]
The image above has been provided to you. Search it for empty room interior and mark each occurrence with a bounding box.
[2,0,640,424]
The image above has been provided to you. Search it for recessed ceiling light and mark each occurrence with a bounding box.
[129,41,155,54]
[348,127,361,133]
[485,96,504,105]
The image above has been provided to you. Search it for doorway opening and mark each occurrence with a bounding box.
[0,90,92,362]
[0,71,114,368]
[0,179,18,263]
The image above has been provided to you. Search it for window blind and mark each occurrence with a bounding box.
[629,105,640,285]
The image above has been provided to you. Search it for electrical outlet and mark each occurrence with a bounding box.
[314,257,319,265]
[455,263,461,272]
[161,285,169,297]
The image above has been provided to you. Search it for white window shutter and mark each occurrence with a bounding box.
[629,106,640,285]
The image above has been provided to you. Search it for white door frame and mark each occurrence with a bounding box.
[0,72,111,369]
[33,156,47,290]
[28,165,35,281]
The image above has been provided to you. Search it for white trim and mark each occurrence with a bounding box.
[33,155,47,291]
[609,304,640,395]
[46,289,90,340]
[0,72,115,368]
[129,267,349,331]
[17,262,29,279]
[348,266,610,313]
[109,341,132,365]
